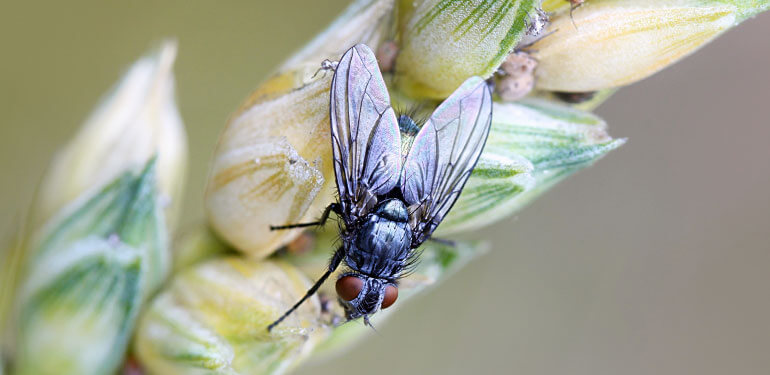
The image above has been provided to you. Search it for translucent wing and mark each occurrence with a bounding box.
[401,77,492,245]
[330,44,402,222]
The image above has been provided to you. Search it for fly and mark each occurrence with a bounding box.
[267,44,492,331]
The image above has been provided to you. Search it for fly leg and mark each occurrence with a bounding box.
[267,246,346,332]
[269,203,341,230]
[428,237,456,247]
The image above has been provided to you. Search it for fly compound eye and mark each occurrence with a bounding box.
[381,285,398,309]
[336,276,364,301]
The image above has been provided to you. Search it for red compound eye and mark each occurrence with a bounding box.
[381,285,398,309]
[336,276,363,301]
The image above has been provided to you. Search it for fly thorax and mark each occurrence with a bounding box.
[346,199,412,278]
[375,199,409,222]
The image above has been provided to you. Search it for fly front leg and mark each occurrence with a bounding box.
[267,246,346,332]
[269,203,341,231]
[427,237,456,247]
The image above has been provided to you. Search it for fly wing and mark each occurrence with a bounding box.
[331,44,402,223]
[401,77,492,245]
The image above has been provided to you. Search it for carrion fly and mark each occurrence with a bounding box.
[268,44,492,331]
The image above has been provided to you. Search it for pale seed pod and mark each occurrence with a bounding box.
[134,257,329,375]
[532,0,769,92]
[205,68,331,258]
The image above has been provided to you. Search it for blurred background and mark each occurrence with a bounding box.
[1,1,768,374]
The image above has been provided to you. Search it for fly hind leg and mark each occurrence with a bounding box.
[269,203,341,231]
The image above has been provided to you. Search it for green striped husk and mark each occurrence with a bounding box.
[11,160,168,375]
[437,99,625,234]
[396,0,538,98]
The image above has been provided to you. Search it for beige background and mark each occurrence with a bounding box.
[1,1,769,374]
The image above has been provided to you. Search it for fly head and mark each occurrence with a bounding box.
[336,274,398,322]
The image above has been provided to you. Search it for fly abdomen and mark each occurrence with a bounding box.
[353,216,412,259]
